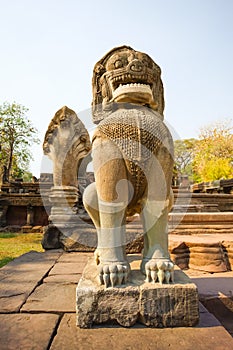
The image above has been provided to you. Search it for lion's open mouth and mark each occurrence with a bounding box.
[112,83,152,101]
[113,83,152,99]
[110,80,154,107]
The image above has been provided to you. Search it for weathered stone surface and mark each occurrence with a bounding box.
[76,257,199,328]
[21,283,76,312]
[44,273,82,283]
[43,106,91,188]
[187,270,233,299]
[51,313,233,350]
[1,248,233,349]
[77,283,140,328]
[48,262,87,275]
[31,225,43,233]
[42,222,98,251]
[186,271,233,335]
[169,212,233,234]
[169,235,232,273]
[223,241,233,269]
[0,250,62,312]
[0,250,62,274]
[0,314,59,350]
[42,224,61,249]
[21,225,33,233]
[0,292,30,313]
[59,225,97,251]
[45,220,144,253]
[139,276,199,327]
[185,192,233,212]
[57,251,91,263]
[202,295,233,337]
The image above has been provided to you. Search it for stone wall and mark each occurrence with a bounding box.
[1,183,233,229]
[0,191,51,228]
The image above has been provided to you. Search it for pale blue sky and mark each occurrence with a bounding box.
[1,0,233,176]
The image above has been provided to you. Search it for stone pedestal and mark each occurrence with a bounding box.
[42,185,82,250]
[49,186,78,227]
[76,256,199,328]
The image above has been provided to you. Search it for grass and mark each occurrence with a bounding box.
[0,232,44,268]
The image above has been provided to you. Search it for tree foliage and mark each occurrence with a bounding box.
[0,102,40,179]
[193,120,233,181]
[174,138,196,179]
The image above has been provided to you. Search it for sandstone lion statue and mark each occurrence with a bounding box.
[83,45,174,287]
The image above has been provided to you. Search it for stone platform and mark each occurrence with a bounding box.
[169,233,233,272]
[0,249,233,349]
[77,257,199,328]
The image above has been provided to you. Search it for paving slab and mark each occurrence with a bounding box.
[57,252,91,263]
[0,250,62,270]
[186,269,233,337]
[0,313,60,350]
[0,280,39,313]
[21,283,76,312]
[201,297,233,337]
[0,250,62,280]
[186,270,233,298]
[0,294,29,314]
[50,313,233,350]
[1,249,233,349]
[44,273,82,283]
[0,250,62,313]
[48,262,87,275]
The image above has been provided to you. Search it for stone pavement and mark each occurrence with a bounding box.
[0,250,233,350]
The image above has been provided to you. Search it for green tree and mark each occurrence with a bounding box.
[0,102,40,179]
[193,120,233,181]
[174,138,196,180]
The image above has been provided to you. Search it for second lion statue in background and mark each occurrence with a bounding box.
[83,45,174,287]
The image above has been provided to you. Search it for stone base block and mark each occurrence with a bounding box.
[76,256,199,328]
[21,225,33,233]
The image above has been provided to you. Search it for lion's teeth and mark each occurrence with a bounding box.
[118,83,150,89]
[112,83,152,101]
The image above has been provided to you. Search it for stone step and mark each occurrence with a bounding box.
[169,234,233,272]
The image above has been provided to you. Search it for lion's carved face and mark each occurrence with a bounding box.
[92,46,164,123]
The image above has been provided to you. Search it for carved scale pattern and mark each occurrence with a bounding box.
[97,108,169,198]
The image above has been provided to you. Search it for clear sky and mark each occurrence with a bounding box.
[1,0,233,176]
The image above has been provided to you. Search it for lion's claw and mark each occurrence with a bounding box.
[99,263,130,288]
[145,260,174,284]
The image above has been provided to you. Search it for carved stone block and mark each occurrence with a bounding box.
[76,257,199,328]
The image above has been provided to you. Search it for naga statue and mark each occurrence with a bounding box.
[83,45,174,287]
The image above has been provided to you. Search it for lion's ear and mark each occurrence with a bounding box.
[156,77,165,118]
[94,63,105,76]
[92,69,104,125]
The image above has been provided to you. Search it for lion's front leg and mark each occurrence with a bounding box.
[83,182,130,287]
[96,199,130,287]
[140,195,174,284]
[90,134,130,287]
[140,143,174,284]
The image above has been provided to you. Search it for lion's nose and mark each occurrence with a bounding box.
[128,59,143,72]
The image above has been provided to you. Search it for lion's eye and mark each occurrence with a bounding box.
[142,59,149,67]
[114,60,123,69]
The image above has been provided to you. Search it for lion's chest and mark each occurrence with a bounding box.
[97,108,166,161]
[94,108,169,210]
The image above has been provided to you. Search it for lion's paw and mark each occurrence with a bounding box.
[145,259,174,284]
[98,263,130,288]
